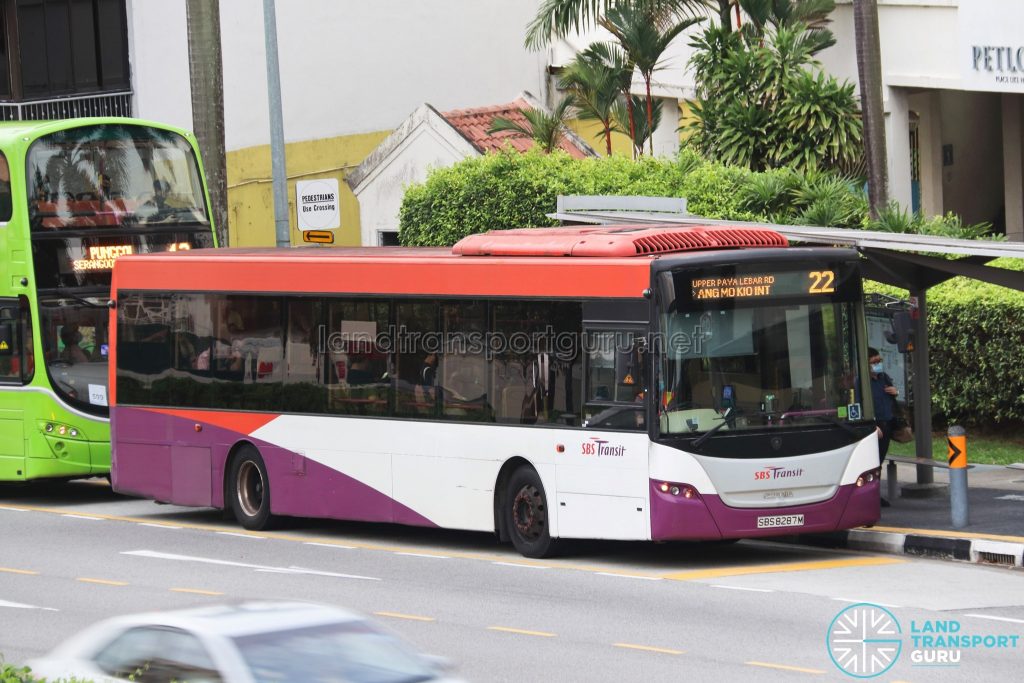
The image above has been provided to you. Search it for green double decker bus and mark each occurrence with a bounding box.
[0,118,216,481]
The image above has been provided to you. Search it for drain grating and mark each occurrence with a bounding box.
[977,551,1017,566]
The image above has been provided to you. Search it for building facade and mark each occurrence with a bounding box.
[3,1,1019,244]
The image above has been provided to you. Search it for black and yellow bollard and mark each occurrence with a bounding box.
[948,425,968,528]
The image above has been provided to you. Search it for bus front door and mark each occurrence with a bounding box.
[0,300,25,477]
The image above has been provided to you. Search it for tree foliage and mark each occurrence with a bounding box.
[487,96,576,154]
[687,21,862,173]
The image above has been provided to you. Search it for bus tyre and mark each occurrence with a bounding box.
[229,446,274,530]
[506,467,560,558]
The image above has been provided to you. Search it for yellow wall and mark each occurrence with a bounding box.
[567,102,694,155]
[566,118,635,157]
[226,130,390,247]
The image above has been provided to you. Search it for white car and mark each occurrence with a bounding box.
[28,601,462,683]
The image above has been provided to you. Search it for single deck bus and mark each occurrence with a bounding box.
[110,225,882,557]
[0,118,216,482]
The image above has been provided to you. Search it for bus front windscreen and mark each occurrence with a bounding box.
[27,124,210,232]
[38,291,110,416]
[27,123,213,415]
[658,262,872,436]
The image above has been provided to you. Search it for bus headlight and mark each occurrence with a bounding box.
[657,481,698,498]
[856,468,882,487]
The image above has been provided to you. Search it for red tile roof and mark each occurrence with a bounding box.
[441,98,591,158]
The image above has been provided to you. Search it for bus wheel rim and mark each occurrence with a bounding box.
[237,461,264,517]
[513,485,544,540]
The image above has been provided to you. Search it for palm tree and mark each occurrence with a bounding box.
[738,0,837,54]
[525,0,711,49]
[561,43,630,155]
[852,0,887,218]
[488,96,576,153]
[600,4,703,155]
[186,0,229,246]
[612,95,664,156]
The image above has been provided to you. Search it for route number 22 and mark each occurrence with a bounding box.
[808,270,836,294]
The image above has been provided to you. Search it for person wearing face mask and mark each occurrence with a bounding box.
[869,347,898,506]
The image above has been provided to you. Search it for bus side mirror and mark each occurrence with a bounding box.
[0,321,13,356]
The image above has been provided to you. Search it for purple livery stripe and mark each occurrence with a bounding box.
[111,407,438,528]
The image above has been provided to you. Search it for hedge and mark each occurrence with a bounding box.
[399,148,1022,428]
[867,260,1024,428]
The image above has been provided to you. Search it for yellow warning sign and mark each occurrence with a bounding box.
[947,435,967,468]
[302,230,334,244]
[0,341,8,351]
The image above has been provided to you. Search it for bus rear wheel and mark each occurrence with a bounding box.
[505,467,560,558]
[229,446,274,530]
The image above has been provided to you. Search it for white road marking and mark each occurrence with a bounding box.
[596,572,661,581]
[994,494,1024,502]
[215,531,265,539]
[492,562,549,569]
[395,552,450,559]
[965,613,1024,625]
[304,542,356,549]
[62,514,103,520]
[138,523,182,530]
[121,550,380,581]
[0,599,58,611]
[711,585,774,593]
[0,506,29,512]
[833,598,901,608]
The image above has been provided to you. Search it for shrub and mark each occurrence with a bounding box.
[866,262,1024,428]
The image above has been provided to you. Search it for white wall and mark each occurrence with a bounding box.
[127,0,193,131]
[218,0,550,151]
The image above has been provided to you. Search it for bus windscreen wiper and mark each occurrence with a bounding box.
[692,407,733,450]
[58,291,106,308]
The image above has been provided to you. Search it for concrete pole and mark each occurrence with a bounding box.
[263,0,290,247]
[910,289,934,485]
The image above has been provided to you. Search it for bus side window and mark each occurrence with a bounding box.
[0,152,12,222]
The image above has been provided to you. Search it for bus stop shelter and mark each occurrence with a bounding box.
[549,196,1024,489]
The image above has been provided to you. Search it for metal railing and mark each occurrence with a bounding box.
[0,91,133,121]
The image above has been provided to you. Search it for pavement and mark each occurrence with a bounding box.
[790,459,1024,568]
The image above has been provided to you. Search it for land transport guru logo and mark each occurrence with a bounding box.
[826,603,1021,677]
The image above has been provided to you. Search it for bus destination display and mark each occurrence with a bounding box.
[691,269,836,301]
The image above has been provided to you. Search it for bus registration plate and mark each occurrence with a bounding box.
[756,514,805,529]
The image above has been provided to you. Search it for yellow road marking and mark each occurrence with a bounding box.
[77,577,129,586]
[869,525,1024,544]
[613,643,683,655]
[374,611,436,622]
[746,661,825,674]
[664,556,904,581]
[0,567,38,575]
[487,626,556,638]
[7,501,916,581]
[170,588,224,596]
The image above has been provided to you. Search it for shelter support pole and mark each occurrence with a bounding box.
[910,288,934,484]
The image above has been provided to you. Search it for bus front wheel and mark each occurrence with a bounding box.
[229,446,274,530]
[505,467,561,558]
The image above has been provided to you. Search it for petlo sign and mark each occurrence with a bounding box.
[296,178,340,231]
[960,0,1024,93]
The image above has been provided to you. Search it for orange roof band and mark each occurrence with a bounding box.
[113,224,788,299]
